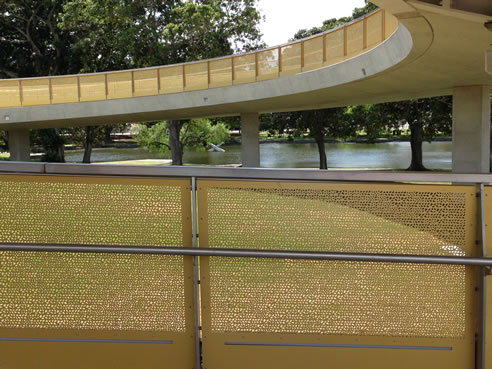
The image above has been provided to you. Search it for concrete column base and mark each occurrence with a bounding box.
[452,86,491,173]
[8,130,31,161]
[241,113,260,167]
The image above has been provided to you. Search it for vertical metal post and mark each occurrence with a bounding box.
[363,17,368,49]
[131,71,135,97]
[157,68,161,93]
[231,57,235,83]
[322,34,327,63]
[343,26,348,57]
[18,80,23,106]
[382,9,387,41]
[480,183,487,369]
[77,76,81,102]
[191,177,201,369]
[255,52,259,80]
[301,42,305,70]
[48,78,53,104]
[278,47,282,76]
[104,74,108,99]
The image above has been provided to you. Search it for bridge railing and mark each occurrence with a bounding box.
[0,162,489,369]
[0,10,398,109]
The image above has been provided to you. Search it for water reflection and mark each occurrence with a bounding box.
[65,141,452,169]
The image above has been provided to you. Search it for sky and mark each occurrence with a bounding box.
[258,0,366,47]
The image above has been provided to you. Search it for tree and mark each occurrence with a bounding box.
[65,125,107,163]
[299,109,356,170]
[30,128,66,162]
[61,0,262,165]
[1,0,75,161]
[269,1,375,170]
[2,0,263,163]
[376,97,452,171]
[290,1,451,171]
[134,119,231,165]
[292,1,377,40]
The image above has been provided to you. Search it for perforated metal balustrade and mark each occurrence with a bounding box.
[198,180,477,369]
[0,175,195,369]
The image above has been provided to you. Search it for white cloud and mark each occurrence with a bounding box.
[258,0,367,47]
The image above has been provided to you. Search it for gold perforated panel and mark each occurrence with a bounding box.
[366,11,383,50]
[257,49,279,81]
[198,180,476,339]
[79,74,106,102]
[160,65,184,94]
[51,77,78,104]
[347,20,364,58]
[324,28,345,65]
[233,54,256,85]
[21,79,50,106]
[0,176,186,246]
[133,69,158,97]
[184,62,208,91]
[0,252,185,331]
[0,175,193,333]
[208,259,466,338]
[210,58,232,88]
[280,43,301,76]
[385,11,399,39]
[303,36,324,71]
[0,80,21,108]
[107,72,132,99]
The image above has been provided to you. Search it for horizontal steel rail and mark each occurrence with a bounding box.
[1,243,491,267]
[1,162,492,183]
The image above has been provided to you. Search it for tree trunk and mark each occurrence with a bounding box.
[408,124,427,171]
[104,126,112,145]
[54,128,65,163]
[167,120,184,166]
[82,126,94,164]
[40,128,65,162]
[314,131,328,170]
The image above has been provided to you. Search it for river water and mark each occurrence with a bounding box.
[65,141,452,169]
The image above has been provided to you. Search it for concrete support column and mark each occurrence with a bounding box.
[8,130,31,161]
[241,113,260,167]
[452,86,491,173]
[487,51,492,76]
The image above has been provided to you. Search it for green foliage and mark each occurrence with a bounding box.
[0,0,74,78]
[60,0,263,72]
[292,1,377,40]
[64,126,105,147]
[134,119,230,155]
[2,0,262,162]
[0,131,7,151]
[31,129,66,162]
[2,0,263,75]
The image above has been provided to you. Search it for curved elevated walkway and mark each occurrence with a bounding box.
[0,9,402,129]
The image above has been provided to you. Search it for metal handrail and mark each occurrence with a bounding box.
[1,243,490,267]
